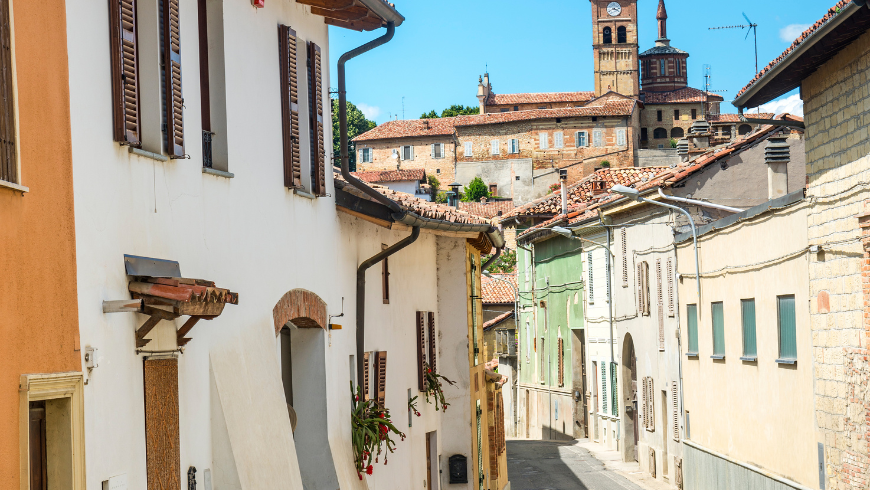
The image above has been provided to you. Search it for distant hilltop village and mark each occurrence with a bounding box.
[353,0,769,206]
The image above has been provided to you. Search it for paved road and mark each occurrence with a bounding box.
[507,439,645,490]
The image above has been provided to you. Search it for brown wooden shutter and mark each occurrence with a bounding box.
[374,351,387,409]
[641,261,650,316]
[362,351,371,401]
[144,357,181,489]
[29,401,47,490]
[648,377,655,432]
[0,0,15,184]
[636,263,643,314]
[672,382,679,441]
[162,0,184,158]
[278,25,301,188]
[428,312,437,374]
[642,377,649,430]
[308,41,325,195]
[667,257,675,317]
[108,0,141,146]
[557,337,564,386]
[657,259,664,351]
[416,311,426,391]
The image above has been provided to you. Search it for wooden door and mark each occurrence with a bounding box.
[426,432,432,488]
[29,401,47,490]
[144,357,181,490]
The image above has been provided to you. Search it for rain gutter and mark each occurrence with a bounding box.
[737,107,805,128]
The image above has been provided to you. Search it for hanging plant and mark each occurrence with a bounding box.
[350,383,405,480]
[408,395,421,417]
[423,362,456,411]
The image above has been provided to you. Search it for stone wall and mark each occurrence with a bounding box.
[355,136,456,183]
[639,102,704,148]
[802,28,870,490]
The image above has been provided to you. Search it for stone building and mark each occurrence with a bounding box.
[734,2,870,489]
[591,0,640,97]
[477,73,595,114]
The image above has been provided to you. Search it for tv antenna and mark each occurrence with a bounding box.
[701,65,729,118]
[709,12,759,75]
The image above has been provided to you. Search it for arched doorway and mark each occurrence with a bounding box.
[621,333,638,462]
[274,289,339,489]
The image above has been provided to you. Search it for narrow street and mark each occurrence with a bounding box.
[507,439,646,490]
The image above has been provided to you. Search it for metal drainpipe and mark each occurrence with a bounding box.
[337,21,423,389]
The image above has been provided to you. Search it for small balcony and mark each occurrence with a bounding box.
[202,130,215,168]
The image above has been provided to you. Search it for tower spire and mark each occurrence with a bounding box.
[657,0,668,40]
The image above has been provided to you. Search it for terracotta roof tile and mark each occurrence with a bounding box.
[487,91,596,106]
[352,169,425,183]
[483,310,514,331]
[737,0,850,99]
[481,273,517,304]
[641,87,724,104]
[458,200,516,220]
[353,118,457,142]
[708,113,774,123]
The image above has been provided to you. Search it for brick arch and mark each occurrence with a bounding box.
[273,289,328,334]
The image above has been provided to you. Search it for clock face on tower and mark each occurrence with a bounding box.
[606,1,622,16]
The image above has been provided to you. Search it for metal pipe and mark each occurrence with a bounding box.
[356,227,420,389]
[657,188,742,214]
[482,247,502,270]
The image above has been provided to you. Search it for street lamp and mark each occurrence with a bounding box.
[610,185,702,316]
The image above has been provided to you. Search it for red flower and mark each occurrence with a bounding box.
[355,395,359,401]
[379,424,389,435]
[366,465,374,475]
[358,473,363,480]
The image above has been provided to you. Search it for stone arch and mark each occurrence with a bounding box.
[273,289,328,334]
[653,127,668,139]
[603,27,612,44]
[670,127,685,139]
[621,333,638,463]
[617,26,627,43]
[738,124,752,135]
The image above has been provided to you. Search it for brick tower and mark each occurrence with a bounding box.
[591,0,640,97]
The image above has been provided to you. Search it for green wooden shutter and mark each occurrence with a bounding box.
[712,302,725,356]
[601,364,607,414]
[741,299,757,358]
[687,304,698,354]
[778,295,797,360]
[610,362,618,417]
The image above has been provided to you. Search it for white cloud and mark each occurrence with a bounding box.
[779,24,811,43]
[757,93,804,117]
[356,103,381,120]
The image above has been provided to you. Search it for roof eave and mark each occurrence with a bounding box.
[357,0,405,26]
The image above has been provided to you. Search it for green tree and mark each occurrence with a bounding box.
[462,176,491,202]
[427,174,441,201]
[332,99,377,172]
[419,105,480,119]
[484,250,517,273]
[420,110,439,119]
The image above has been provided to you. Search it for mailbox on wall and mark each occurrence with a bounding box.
[448,454,468,484]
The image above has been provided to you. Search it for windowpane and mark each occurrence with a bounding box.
[687,304,698,353]
[616,129,626,146]
[539,132,548,149]
[711,302,725,356]
[741,299,757,357]
[491,140,499,155]
[434,144,442,159]
[576,131,587,147]
[778,295,797,359]
[464,142,473,157]
[554,132,564,148]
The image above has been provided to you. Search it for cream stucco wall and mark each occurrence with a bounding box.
[676,201,816,488]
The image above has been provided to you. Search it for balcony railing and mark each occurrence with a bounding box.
[202,131,215,168]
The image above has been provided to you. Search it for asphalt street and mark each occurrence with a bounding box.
[507,439,646,490]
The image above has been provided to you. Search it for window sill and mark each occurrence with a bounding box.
[202,167,234,179]
[775,359,797,365]
[685,352,699,358]
[0,179,28,193]
[293,188,316,200]
[740,356,757,362]
[710,355,725,360]
[129,147,169,162]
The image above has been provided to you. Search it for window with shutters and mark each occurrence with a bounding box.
[641,377,648,430]
[610,362,618,417]
[671,383,679,441]
[108,0,141,149]
[778,295,797,361]
[360,147,372,163]
[667,258,674,317]
[197,0,230,172]
[163,0,185,158]
[592,130,603,147]
[616,129,626,147]
[464,142,473,157]
[643,376,655,431]
[0,0,17,187]
[660,59,666,75]
[600,363,608,414]
[525,320,531,363]
[307,41,326,195]
[621,229,628,287]
[508,138,519,154]
[741,299,757,359]
[657,259,664,351]
[711,302,725,357]
[540,338,545,383]
[431,143,444,159]
[374,351,387,408]
[490,140,499,155]
[637,261,650,316]
[362,352,371,400]
[539,132,548,149]
[575,131,588,147]
[401,145,414,161]
[416,311,438,391]
[553,131,564,149]
[278,25,301,188]
[557,337,564,386]
[382,244,390,304]
[587,253,594,305]
[686,304,698,355]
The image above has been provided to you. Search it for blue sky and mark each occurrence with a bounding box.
[328,0,830,124]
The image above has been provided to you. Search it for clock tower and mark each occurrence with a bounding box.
[591,0,640,97]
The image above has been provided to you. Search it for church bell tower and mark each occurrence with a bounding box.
[591,0,640,97]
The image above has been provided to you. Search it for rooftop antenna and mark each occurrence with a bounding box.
[701,65,729,118]
[709,12,759,75]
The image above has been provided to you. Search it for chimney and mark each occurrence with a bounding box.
[559,169,568,215]
[765,136,790,200]
[688,119,711,151]
[423,119,430,130]
[477,74,491,115]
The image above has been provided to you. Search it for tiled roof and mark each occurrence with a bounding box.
[501,167,669,220]
[487,91,596,106]
[458,200,515,220]
[353,118,457,142]
[483,310,514,331]
[353,101,636,141]
[708,113,774,123]
[352,169,425,183]
[481,273,517,304]
[334,172,490,225]
[641,87,724,104]
[640,45,688,56]
[737,0,850,99]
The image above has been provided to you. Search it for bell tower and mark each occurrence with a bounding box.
[591,0,640,97]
